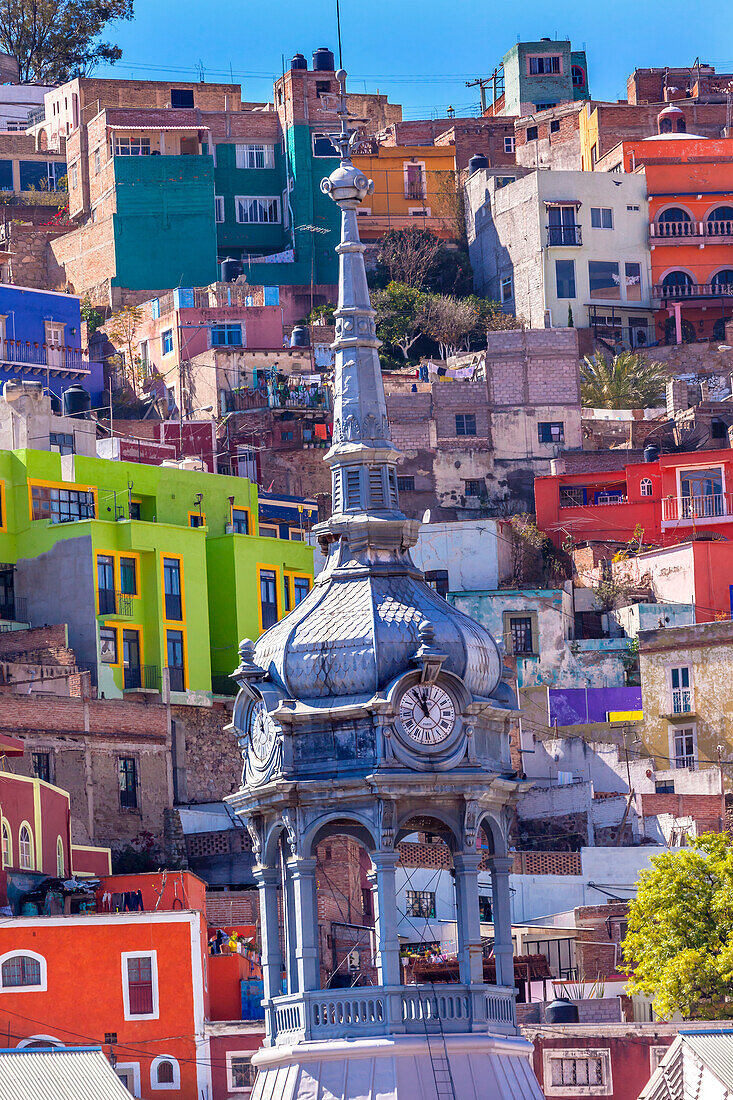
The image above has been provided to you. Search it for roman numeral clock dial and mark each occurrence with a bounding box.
[398,683,456,747]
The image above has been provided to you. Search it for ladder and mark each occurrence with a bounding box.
[419,983,457,1100]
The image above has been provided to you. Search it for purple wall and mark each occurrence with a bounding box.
[549,687,642,726]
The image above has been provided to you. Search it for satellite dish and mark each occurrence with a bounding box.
[422,509,431,524]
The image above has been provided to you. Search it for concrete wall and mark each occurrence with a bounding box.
[411,519,507,591]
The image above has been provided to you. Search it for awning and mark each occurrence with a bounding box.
[544,199,582,207]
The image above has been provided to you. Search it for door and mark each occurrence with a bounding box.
[680,468,724,518]
[45,322,65,369]
[547,205,577,245]
[97,555,115,615]
[123,630,141,689]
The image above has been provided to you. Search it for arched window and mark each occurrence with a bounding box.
[712,269,733,290]
[656,207,693,239]
[56,837,64,878]
[707,206,733,236]
[661,271,693,298]
[1,822,11,868]
[676,116,686,133]
[1,955,41,988]
[571,65,585,89]
[640,478,653,497]
[18,824,33,870]
[150,1055,180,1090]
[659,116,673,133]
[659,206,691,223]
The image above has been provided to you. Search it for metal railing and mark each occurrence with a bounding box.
[671,689,693,715]
[0,339,98,375]
[674,754,696,769]
[26,106,45,125]
[123,664,161,691]
[97,591,134,617]
[653,281,733,300]
[546,224,582,246]
[168,666,185,692]
[662,493,729,521]
[0,597,27,623]
[405,183,426,200]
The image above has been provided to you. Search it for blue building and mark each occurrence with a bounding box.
[0,285,104,407]
[258,491,318,540]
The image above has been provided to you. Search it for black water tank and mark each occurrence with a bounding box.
[220,257,243,283]
[290,325,310,348]
[62,384,91,418]
[644,443,661,463]
[545,998,579,1024]
[49,391,62,415]
[291,53,307,71]
[313,47,335,72]
[468,153,489,174]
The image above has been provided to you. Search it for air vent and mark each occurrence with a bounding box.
[368,466,385,508]
[388,469,398,507]
[345,469,361,510]
[332,471,342,513]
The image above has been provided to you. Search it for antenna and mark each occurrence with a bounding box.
[336,0,344,71]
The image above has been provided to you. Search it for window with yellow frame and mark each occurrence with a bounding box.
[95,551,140,614]
[188,511,206,529]
[258,565,280,632]
[28,479,97,523]
[0,480,6,532]
[283,571,311,614]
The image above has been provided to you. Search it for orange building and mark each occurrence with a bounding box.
[597,113,733,344]
[352,143,458,241]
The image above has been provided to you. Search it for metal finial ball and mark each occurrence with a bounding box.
[239,638,255,661]
[418,619,435,645]
[336,68,347,82]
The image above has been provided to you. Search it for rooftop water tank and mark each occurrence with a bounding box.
[290,326,310,348]
[62,384,91,419]
[468,153,489,174]
[644,443,661,463]
[313,47,335,72]
[220,257,243,283]
[291,53,307,71]
[545,998,579,1024]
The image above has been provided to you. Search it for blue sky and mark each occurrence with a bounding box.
[98,0,733,119]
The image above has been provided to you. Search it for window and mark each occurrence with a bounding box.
[100,626,117,664]
[316,80,332,97]
[69,161,78,188]
[235,196,281,224]
[31,484,95,523]
[406,890,436,918]
[56,836,64,877]
[405,162,426,201]
[119,757,138,810]
[115,136,151,156]
[49,432,74,455]
[163,558,182,621]
[189,513,204,528]
[168,88,195,109]
[588,260,621,300]
[536,102,557,111]
[214,196,224,223]
[397,476,415,492]
[425,570,449,598]
[151,1056,180,1090]
[1,823,10,868]
[538,422,564,444]
[210,323,243,347]
[627,204,640,212]
[479,895,492,922]
[591,207,613,229]
[19,824,33,869]
[312,133,339,157]
[572,65,586,88]
[31,752,51,783]
[495,175,516,189]
[464,479,482,496]
[129,501,141,520]
[231,508,249,534]
[161,329,174,356]
[228,1054,257,1092]
[500,275,513,302]
[166,631,185,692]
[260,568,278,630]
[504,135,515,153]
[293,577,310,605]
[1,954,43,989]
[97,554,115,614]
[259,523,278,538]
[93,148,101,175]
[670,666,692,714]
[235,143,275,169]
[115,557,136,598]
[545,1051,611,1095]
[526,126,538,142]
[625,262,642,302]
[550,119,560,134]
[673,727,697,769]
[555,259,576,299]
[509,616,534,655]
[281,430,293,442]
[529,55,561,74]
[123,953,157,1018]
[640,478,653,496]
[455,413,477,436]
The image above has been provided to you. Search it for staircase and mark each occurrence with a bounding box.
[419,984,457,1100]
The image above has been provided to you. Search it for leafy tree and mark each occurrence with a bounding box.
[580,350,667,410]
[375,226,442,290]
[621,834,733,1019]
[372,281,427,360]
[422,293,477,359]
[463,294,522,343]
[106,303,143,392]
[0,0,134,84]
[307,302,335,325]
[80,297,104,334]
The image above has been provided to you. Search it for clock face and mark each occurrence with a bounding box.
[250,699,276,761]
[398,683,456,747]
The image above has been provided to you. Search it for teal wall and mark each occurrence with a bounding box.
[112,155,219,290]
[212,142,289,258]
[502,41,590,115]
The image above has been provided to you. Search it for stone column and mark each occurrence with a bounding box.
[453,851,484,986]
[281,856,299,994]
[288,856,320,992]
[490,855,514,989]
[252,865,282,1042]
[370,851,401,987]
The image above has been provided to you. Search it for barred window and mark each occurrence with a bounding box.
[559,486,584,507]
[551,1055,605,1087]
[510,616,534,655]
[1,955,41,988]
[31,484,95,523]
[235,196,281,224]
[405,890,436,918]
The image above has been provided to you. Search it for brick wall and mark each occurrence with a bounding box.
[0,221,69,290]
[0,694,167,737]
[206,889,259,927]
[172,701,240,804]
[0,624,69,660]
[512,850,582,875]
[574,902,629,978]
[641,792,724,832]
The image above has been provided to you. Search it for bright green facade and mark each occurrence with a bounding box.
[0,450,313,700]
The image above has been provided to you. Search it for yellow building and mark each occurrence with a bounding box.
[638,621,733,777]
[352,144,459,241]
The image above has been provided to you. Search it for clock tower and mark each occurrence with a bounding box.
[227,70,543,1100]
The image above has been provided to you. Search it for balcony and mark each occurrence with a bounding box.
[123,664,161,692]
[405,183,426,201]
[652,281,733,302]
[662,493,732,523]
[97,591,133,617]
[546,225,582,246]
[0,339,98,378]
[671,688,693,715]
[650,219,733,242]
[0,597,27,623]
[269,984,516,1046]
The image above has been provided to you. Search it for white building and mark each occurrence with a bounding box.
[465,168,653,346]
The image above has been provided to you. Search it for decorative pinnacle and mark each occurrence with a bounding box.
[319,69,374,208]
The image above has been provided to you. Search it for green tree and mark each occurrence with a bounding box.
[372,281,427,360]
[580,350,667,409]
[307,302,335,325]
[463,294,522,343]
[0,0,134,84]
[621,834,733,1019]
[80,297,104,334]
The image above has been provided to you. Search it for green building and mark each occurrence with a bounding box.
[491,38,590,116]
[0,451,313,702]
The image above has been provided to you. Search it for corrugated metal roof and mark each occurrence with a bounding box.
[683,1031,733,1091]
[0,1047,132,1098]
